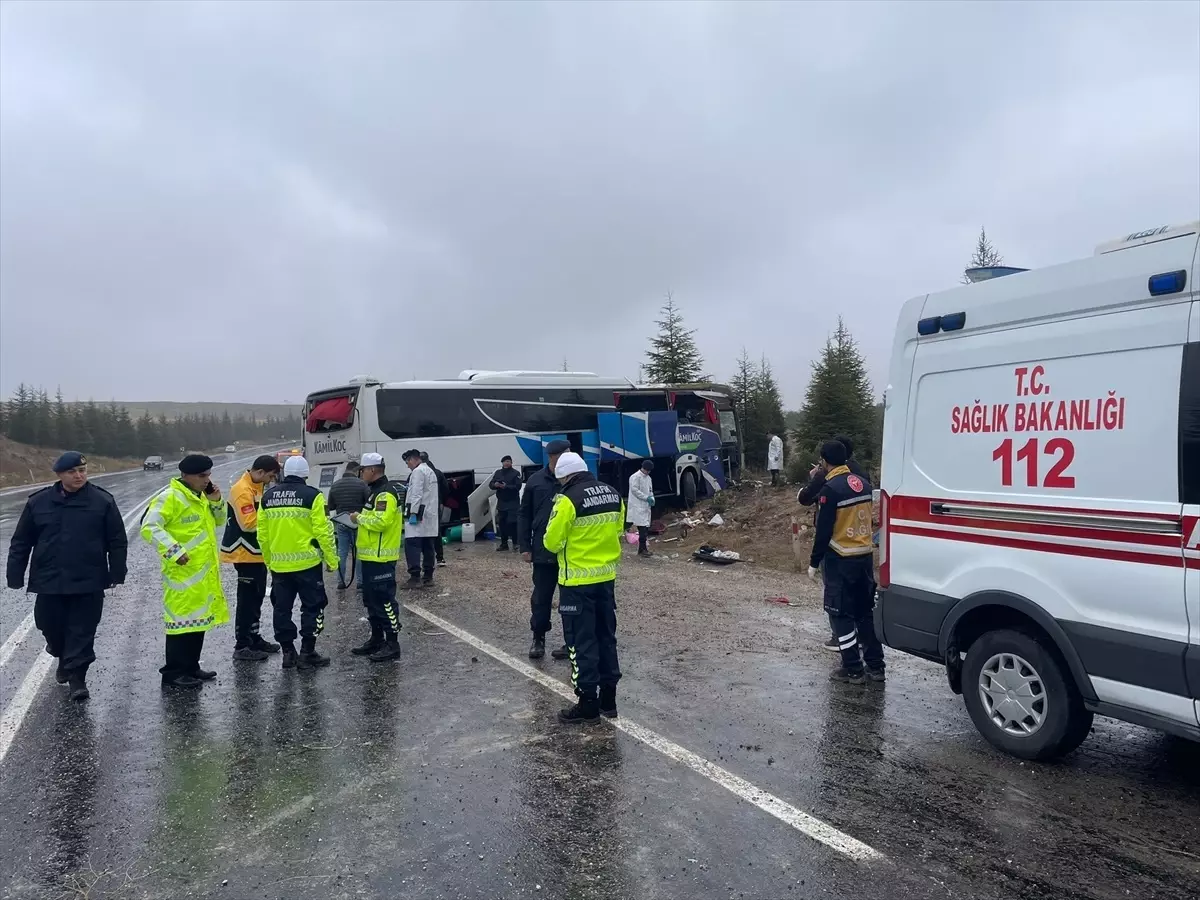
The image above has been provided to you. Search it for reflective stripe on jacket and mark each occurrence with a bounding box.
[810,465,875,568]
[356,476,402,563]
[543,472,624,586]
[257,475,337,573]
[140,478,229,635]
[219,470,265,564]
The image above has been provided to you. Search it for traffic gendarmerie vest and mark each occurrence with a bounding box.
[356,476,402,564]
[257,475,337,573]
[543,472,625,586]
[810,465,874,568]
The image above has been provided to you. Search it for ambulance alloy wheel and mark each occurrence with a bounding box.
[961,629,1093,761]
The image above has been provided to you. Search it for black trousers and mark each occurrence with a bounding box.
[233,562,268,647]
[637,526,649,553]
[405,537,436,580]
[496,508,519,547]
[361,560,400,638]
[35,592,104,675]
[822,554,884,672]
[530,563,558,636]
[271,564,329,646]
[161,631,205,680]
[435,528,445,563]
[558,581,620,700]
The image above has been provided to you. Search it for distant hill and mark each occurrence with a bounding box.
[98,401,301,421]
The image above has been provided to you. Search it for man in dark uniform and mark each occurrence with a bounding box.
[808,440,884,684]
[6,451,127,702]
[798,434,870,652]
[518,439,570,660]
[489,455,523,551]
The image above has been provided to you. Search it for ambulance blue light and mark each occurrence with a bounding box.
[1148,270,1186,296]
[939,312,967,332]
[917,316,941,336]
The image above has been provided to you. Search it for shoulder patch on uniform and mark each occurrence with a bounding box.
[374,496,388,510]
[240,504,255,515]
[847,475,863,492]
[818,495,827,504]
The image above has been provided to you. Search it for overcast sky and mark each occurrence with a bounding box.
[1,0,1197,408]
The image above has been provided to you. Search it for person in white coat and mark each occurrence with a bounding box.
[401,449,440,588]
[767,433,784,486]
[627,460,655,557]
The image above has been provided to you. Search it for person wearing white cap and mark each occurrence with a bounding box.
[542,451,626,723]
[257,455,337,670]
[349,452,403,661]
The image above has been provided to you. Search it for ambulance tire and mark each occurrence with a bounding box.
[962,628,1092,761]
[681,470,698,509]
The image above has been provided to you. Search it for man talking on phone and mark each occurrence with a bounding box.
[140,455,230,688]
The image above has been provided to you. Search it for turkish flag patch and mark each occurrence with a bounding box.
[847,475,863,492]
[818,495,827,504]
[240,504,255,515]
[374,497,387,510]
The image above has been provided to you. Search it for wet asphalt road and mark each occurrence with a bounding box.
[0,468,1198,900]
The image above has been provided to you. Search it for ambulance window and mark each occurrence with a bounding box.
[1181,343,1200,504]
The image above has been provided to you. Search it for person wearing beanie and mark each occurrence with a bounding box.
[257,454,337,670]
[518,439,571,660]
[6,451,127,702]
[326,460,370,590]
[220,454,283,661]
[350,452,403,661]
[542,451,626,723]
[489,455,524,552]
[808,439,884,685]
[626,459,656,557]
[141,455,228,688]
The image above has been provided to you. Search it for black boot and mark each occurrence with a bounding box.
[233,646,270,661]
[551,645,569,660]
[829,666,865,685]
[558,694,601,725]
[55,665,69,685]
[866,667,886,683]
[252,634,281,654]
[281,643,298,669]
[352,631,384,657]
[529,635,546,659]
[369,637,401,662]
[599,685,618,719]
[496,542,509,552]
[297,638,331,670]
[67,674,90,702]
[192,666,217,681]
[822,636,841,653]
[162,674,202,689]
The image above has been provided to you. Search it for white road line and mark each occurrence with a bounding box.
[403,602,885,864]
[0,612,36,669]
[0,483,177,766]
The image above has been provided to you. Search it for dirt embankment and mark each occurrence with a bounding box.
[0,436,141,488]
[650,475,818,573]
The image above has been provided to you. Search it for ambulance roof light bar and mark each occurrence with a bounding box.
[1094,221,1200,256]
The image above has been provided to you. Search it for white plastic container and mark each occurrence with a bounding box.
[461,522,476,543]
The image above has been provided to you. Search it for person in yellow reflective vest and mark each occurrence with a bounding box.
[257,456,337,670]
[542,452,625,724]
[141,454,229,689]
[349,452,403,662]
[219,454,282,661]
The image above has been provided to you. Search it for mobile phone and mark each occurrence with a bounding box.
[204,481,217,495]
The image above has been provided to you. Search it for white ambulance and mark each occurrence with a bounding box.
[876,222,1199,760]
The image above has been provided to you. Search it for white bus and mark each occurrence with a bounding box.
[300,370,740,531]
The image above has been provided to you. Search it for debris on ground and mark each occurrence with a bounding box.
[707,514,725,526]
[693,545,740,564]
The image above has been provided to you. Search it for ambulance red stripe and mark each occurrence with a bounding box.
[888,494,1186,548]
[888,523,1199,570]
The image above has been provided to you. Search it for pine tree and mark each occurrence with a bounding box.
[751,356,787,462]
[644,293,705,383]
[791,317,878,478]
[963,226,1004,283]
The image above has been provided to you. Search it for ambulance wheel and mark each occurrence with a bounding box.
[961,629,1092,761]
[681,470,698,508]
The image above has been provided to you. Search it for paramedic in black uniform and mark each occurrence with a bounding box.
[808,440,885,684]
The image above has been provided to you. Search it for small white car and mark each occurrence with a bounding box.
[224,445,237,453]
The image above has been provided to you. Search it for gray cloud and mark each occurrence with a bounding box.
[2,0,1197,406]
